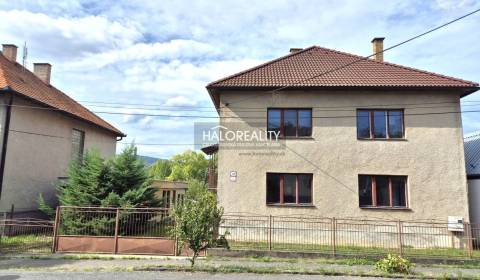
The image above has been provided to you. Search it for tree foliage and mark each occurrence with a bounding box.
[39,145,160,216]
[149,160,172,180]
[171,180,223,267]
[149,150,209,182]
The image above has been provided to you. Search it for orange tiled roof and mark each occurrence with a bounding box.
[207,46,478,89]
[0,54,124,137]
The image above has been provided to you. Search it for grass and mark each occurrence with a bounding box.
[0,235,52,254]
[229,240,480,259]
[2,254,480,278]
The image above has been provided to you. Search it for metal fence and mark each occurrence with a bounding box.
[221,214,480,259]
[3,208,480,260]
[53,206,176,255]
[0,218,53,254]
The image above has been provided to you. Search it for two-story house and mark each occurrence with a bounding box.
[206,38,478,222]
[0,44,125,217]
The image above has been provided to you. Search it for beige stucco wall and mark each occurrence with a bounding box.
[0,96,117,212]
[216,89,469,222]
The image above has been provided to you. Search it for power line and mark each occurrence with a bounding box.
[78,100,216,109]
[222,8,480,108]
[79,100,480,112]
[83,109,480,119]
[9,128,202,146]
[4,102,480,119]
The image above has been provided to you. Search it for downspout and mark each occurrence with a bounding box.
[0,89,13,198]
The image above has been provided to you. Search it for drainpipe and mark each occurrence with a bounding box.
[0,88,13,198]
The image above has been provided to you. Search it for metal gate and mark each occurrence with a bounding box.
[53,206,178,255]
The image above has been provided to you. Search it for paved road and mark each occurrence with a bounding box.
[0,271,397,280]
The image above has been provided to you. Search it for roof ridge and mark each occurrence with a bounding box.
[310,45,478,86]
[206,46,315,88]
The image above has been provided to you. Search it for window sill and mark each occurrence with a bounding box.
[360,206,411,211]
[357,138,407,142]
[267,203,315,208]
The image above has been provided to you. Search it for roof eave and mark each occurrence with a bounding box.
[206,87,221,112]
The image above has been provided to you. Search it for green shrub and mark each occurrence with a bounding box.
[375,254,414,274]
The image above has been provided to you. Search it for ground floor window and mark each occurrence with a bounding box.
[266,173,312,205]
[358,175,407,208]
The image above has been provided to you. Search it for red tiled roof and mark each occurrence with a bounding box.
[207,46,479,89]
[0,54,125,137]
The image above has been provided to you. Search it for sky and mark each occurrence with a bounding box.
[0,0,479,158]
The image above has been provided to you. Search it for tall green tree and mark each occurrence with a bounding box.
[149,159,172,180]
[39,145,160,212]
[171,180,223,267]
[103,145,158,207]
[167,150,208,182]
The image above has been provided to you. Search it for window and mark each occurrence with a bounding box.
[358,175,407,208]
[266,173,312,205]
[356,109,404,139]
[267,109,312,138]
[71,129,85,161]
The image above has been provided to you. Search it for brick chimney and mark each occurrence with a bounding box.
[33,63,52,85]
[2,44,18,62]
[289,48,303,53]
[371,37,385,62]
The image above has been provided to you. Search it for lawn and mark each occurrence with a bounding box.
[228,240,480,259]
[0,235,52,254]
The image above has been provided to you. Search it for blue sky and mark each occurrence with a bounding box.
[1,0,479,158]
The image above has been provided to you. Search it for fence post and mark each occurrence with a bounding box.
[51,207,61,253]
[397,220,403,256]
[113,208,120,254]
[173,215,178,256]
[0,212,5,251]
[268,215,272,251]
[466,222,473,259]
[7,204,14,236]
[331,217,336,257]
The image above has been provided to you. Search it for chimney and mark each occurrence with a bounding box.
[289,48,303,53]
[33,63,52,85]
[371,37,385,62]
[2,44,18,62]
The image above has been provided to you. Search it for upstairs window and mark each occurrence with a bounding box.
[357,109,404,139]
[71,129,85,161]
[267,109,312,138]
[266,173,312,205]
[358,175,407,208]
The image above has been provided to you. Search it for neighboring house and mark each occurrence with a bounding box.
[206,38,479,222]
[0,44,125,216]
[464,133,480,225]
[152,180,187,208]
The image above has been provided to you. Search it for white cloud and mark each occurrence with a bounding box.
[67,39,220,69]
[0,9,141,60]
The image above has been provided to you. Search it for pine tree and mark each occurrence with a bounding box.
[39,145,160,212]
[104,144,159,207]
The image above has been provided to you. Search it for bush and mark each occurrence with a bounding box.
[375,254,414,274]
[171,180,223,267]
